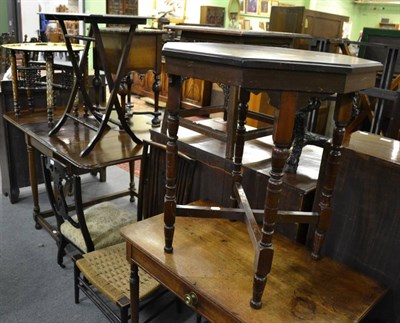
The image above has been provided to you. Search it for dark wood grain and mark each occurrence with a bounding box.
[313,131,400,320]
[3,109,143,170]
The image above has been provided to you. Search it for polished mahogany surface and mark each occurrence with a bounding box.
[3,109,144,170]
[344,130,400,165]
[163,42,382,93]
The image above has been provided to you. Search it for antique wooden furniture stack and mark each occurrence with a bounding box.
[121,42,387,322]
[41,12,147,156]
[1,13,153,242]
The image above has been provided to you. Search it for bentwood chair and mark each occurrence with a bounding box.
[41,155,134,267]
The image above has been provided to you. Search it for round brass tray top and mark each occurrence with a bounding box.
[1,42,85,52]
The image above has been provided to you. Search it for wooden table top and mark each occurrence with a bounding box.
[150,127,322,194]
[162,42,383,93]
[42,12,148,25]
[3,109,145,170]
[165,24,312,40]
[100,27,167,35]
[344,131,400,166]
[121,212,387,322]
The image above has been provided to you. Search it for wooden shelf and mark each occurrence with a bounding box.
[379,22,399,30]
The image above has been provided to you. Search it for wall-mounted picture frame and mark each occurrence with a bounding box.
[156,0,186,23]
[239,0,245,14]
[258,0,270,16]
[246,0,258,14]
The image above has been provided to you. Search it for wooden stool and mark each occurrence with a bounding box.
[122,42,384,322]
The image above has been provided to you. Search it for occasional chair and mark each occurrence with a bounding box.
[73,243,162,323]
[41,155,134,267]
[71,140,197,322]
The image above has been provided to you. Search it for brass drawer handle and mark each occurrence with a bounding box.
[184,291,198,307]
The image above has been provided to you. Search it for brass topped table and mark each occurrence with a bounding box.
[1,42,84,126]
[121,42,384,321]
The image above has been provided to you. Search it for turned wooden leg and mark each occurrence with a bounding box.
[130,260,139,323]
[23,51,34,111]
[129,160,135,203]
[164,74,182,253]
[230,87,249,208]
[9,50,20,116]
[151,71,161,127]
[312,93,353,259]
[45,52,54,127]
[251,91,298,309]
[225,85,238,160]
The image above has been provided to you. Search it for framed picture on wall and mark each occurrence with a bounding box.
[258,0,270,16]
[239,0,245,14]
[246,0,258,14]
[156,0,186,23]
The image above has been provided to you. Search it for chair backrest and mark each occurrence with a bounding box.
[137,140,196,221]
[41,155,94,251]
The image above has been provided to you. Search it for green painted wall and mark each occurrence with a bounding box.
[82,0,400,41]
[85,0,106,14]
[352,4,400,40]
[0,1,9,34]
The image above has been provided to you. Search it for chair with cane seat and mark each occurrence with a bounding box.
[73,243,163,323]
[72,140,198,322]
[41,155,135,267]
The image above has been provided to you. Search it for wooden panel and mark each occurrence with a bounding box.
[106,0,138,15]
[269,6,349,50]
[131,62,212,109]
[200,6,226,27]
[311,131,400,321]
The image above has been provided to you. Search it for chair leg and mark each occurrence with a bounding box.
[120,306,128,323]
[72,255,83,304]
[57,237,68,268]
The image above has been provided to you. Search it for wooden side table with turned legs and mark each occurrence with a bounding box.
[121,42,387,322]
